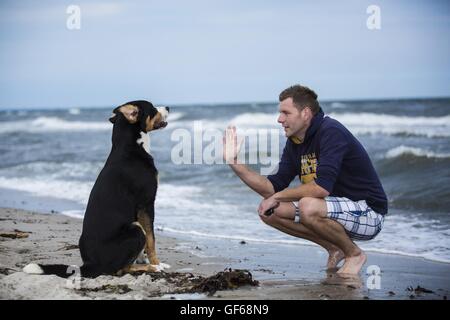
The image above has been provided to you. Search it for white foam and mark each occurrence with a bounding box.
[0,176,93,205]
[158,213,450,264]
[68,108,81,115]
[156,184,240,213]
[385,145,450,159]
[330,102,347,109]
[0,112,184,133]
[167,112,184,122]
[329,113,450,138]
[60,210,84,219]
[169,112,280,131]
[229,112,279,127]
[0,161,103,180]
[0,117,110,133]
[169,111,450,138]
[2,161,448,264]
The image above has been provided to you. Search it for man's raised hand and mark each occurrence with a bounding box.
[223,126,243,164]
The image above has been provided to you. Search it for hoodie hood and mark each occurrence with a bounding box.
[289,107,324,144]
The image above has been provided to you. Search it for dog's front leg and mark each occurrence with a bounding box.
[137,210,160,266]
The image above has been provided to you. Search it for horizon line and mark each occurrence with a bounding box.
[1,94,449,112]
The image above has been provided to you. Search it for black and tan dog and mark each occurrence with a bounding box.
[24,100,169,278]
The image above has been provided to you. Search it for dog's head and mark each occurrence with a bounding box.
[109,100,169,133]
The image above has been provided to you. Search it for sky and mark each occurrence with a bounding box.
[0,0,449,109]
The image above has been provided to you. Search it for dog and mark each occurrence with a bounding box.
[23,100,169,278]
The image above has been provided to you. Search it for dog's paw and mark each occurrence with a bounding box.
[151,262,171,272]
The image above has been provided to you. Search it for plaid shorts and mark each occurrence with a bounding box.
[325,197,384,241]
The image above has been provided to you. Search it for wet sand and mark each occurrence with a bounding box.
[0,207,448,300]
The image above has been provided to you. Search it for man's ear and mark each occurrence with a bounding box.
[301,106,312,121]
[114,104,139,124]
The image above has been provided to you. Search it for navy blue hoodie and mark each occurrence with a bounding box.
[267,108,388,215]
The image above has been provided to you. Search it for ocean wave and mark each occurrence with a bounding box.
[228,113,279,127]
[385,145,450,159]
[168,112,279,131]
[68,108,81,115]
[0,175,231,216]
[0,176,93,205]
[0,112,185,134]
[158,214,450,264]
[329,102,347,109]
[330,113,450,138]
[0,117,111,133]
[60,210,84,219]
[169,111,450,138]
[1,173,449,264]
[167,112,185,122]
[0,161,104,179]
[362,214,450,263]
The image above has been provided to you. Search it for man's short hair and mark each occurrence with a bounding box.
[279,85,320,115]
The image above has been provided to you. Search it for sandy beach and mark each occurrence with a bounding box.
[0,207,448,300]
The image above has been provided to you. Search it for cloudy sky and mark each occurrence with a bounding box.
[0,0,449,109]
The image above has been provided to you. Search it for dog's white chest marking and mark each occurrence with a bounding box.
[137,132,150,154]
[135,250,150,264]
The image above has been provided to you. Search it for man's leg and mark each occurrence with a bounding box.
[261,202,344,269]
[297,197,367,275]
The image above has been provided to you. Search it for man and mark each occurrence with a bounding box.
[223,85,387,275]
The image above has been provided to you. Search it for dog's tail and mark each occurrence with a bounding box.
[23,263,87,278]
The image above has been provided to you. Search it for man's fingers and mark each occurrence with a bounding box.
[223,126,243,163]
[237,137,244,152]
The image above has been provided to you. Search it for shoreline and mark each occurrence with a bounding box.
[1,207,449,300]
[2,186,448,266]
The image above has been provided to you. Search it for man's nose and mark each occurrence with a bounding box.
[277,115,284,123]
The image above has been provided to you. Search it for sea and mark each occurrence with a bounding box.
[0,98,449,264]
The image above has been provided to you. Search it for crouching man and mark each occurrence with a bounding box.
[223,85,387,275]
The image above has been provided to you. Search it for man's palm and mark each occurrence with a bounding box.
[223,126,243,164]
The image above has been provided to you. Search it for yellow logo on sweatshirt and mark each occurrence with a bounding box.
[300,153,317,184]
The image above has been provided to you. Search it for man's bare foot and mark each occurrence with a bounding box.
[337,250,367,275]
[327,249,345,270]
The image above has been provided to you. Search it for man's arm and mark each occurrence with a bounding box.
[273,180,329,201]
[257,181,329,215]
[224,126,275,198]
[229,163,275,199]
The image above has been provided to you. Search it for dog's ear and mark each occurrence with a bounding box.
[110,104,139,124]
[109,111,118,124]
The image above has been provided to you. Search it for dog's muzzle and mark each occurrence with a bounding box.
[155,106,169,129]
[153,121,168,129]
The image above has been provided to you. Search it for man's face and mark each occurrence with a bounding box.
[277,98,310,138]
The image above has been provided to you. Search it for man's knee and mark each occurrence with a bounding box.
[272,202,295,220]
[259,211,283,228]
[298,197,323,224]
